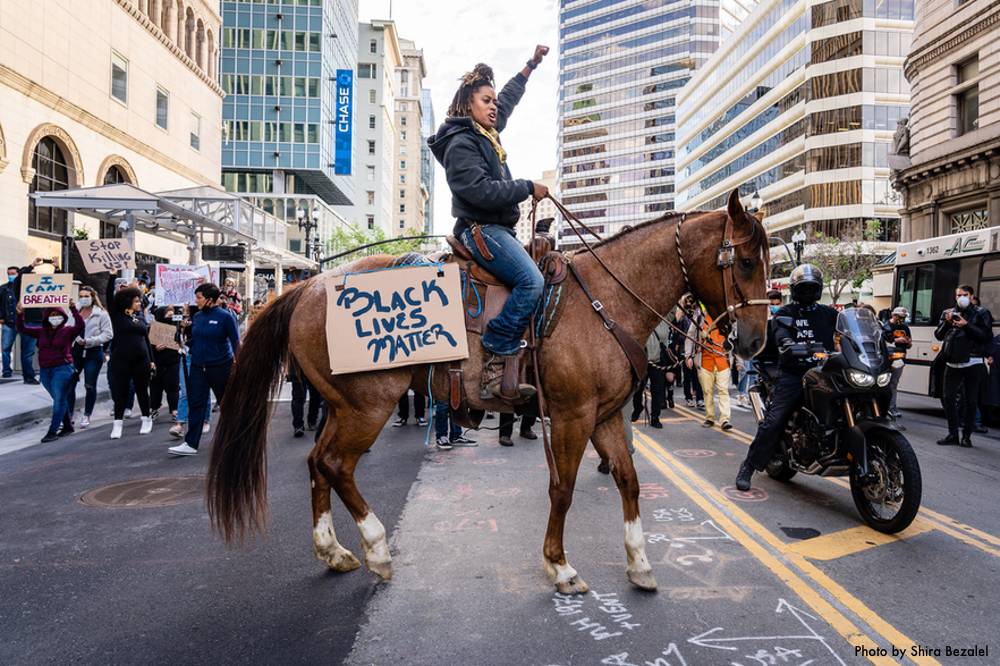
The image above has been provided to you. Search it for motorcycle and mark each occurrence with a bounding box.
[748,307,922,533]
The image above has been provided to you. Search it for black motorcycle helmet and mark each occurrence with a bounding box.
[789,264,823,305]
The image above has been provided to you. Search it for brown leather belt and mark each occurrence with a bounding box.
[464,221,495,261]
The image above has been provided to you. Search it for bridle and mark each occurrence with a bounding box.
[541,195,770,354]
[674,213,772,340]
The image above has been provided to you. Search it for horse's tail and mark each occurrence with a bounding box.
[206,284,308,543]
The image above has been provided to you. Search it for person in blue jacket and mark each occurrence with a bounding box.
[428,45,549,404]
[168,282,239,456]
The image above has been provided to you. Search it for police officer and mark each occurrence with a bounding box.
[735,265,838,491]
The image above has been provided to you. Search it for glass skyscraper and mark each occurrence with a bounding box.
[557,0,753,249]
[220,0,358,209]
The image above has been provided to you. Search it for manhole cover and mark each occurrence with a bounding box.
[80,476,204,508]
[780,526,822,540]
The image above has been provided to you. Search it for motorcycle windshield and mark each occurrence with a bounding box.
[836,308,884,372]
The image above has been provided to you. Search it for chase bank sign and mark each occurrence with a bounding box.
[334,69,353,175]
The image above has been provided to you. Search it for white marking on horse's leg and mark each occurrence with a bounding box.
[624,518,657,591]
[543,557,589,595]
[357,511,392,580]
[313,511,360,572]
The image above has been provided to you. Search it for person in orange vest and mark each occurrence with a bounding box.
[684,305,733,430]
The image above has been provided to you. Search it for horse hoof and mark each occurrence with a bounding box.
[317,547,361,573]
[555,575,590,595]
[367,558,393,581]
[627,568,658,591]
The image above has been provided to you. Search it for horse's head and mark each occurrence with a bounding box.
[686,189,770,360]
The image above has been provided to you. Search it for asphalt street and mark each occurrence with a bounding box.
[1,391,998,665]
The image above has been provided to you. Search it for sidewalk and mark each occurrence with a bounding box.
[0,373,111,432]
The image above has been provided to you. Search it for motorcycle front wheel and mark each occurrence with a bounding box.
[850,430,922,534]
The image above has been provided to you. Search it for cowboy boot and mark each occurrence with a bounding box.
[481,353,536,404]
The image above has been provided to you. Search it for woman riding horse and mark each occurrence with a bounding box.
[428,45,550,405]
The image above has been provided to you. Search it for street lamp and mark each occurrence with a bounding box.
[791,228,807,266]
[748,189,762,214]
[296,205,320,259]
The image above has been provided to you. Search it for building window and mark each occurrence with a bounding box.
[369,39,377,54]
[27,137,72,238]
[400,174,406,184]
[369,115,376,129]
[190,112,201,150]
[155,87,169,130]
[951,209,989,233]
[358,63,376,79]
[401,116,407,127]
[400,130,407,141]
[367,165,375,181]
[111,51,128,105]
[399,219,405,229]
[956,56,980,136]
[399,203,406,213]
[368,140,376,155]
[366,215,375,229]
[101,165,129,238]
[399,160,406,170]
[368,89,376,104]
[399,189,405,199]
[367,190,375,205]
[400,145,407,155]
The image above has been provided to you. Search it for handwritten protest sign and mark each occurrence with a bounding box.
[75,238,135,273]
[325,262,469,374]
[148,320,180,351]
[21,273,73,308]
[155,264,218,305]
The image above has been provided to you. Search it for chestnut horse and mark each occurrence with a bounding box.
[207,189,770,594]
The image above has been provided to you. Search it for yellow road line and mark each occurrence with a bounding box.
[661,404,1000,558]
[634,431,940,666]
[785,522,934,561]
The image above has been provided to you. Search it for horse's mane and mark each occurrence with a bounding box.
[573,209,769,257]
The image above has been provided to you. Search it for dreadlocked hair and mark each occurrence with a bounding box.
[448,63,495,117]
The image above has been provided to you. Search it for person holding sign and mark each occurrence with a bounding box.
[15,303,84,442]
[108,287,155,439]
[428,45,549,405]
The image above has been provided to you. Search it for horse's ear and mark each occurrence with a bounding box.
[726,188,745,223]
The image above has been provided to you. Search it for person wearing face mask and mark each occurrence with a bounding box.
[168,283,240,456]
[883,306,912,421]
[109,286,155,439]
[66,286,113,428]
[428,46,549,405]
[934,285,991,448]
[15,302,85,442]
[736,265,838,491]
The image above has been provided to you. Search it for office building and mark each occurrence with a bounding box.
[556,0,755,250]
[220,0,358,256]
[515,169,558,244]
[675,0,915,250]
[892,0,1000,241]
[349,19,402,235]
[392,38,427,237]
[0,0,224,267]
[420,88,435,235]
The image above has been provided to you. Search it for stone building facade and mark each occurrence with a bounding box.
[893,0,1000,241]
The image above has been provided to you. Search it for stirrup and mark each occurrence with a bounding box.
[481,353,536,404]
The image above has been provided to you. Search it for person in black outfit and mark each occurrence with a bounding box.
[149,306,181,420]
[393,392,427,427]
[498,412,536,446]
[290,360,321,437]
[736,265,838,491]
[883,306,912,419]
[677,298,704,407]
[108,286,154,438]
[934,285,991,447]
[631,320,673,428]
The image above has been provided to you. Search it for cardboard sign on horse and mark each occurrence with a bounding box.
[206,189,771,595]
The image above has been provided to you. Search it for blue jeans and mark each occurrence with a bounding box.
[68,350,105,417]
[177,355,189,422]
[4,326,37,380]
[40,363,74,434]
[2,324,16,375]
[461,224,544,356]
[738,359,757,397]
[434,401,460,440]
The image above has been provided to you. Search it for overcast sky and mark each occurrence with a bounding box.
[358,0,560,235]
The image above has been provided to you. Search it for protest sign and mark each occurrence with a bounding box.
[155,264,218,305]
[148,320,180,350]
[325,262,469,374]
[75,238,135,273]
[20,273,73,308]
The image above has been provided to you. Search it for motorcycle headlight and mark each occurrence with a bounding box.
[846,370,875,387]
[877,372,892,387]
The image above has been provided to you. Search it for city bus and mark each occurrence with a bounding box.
[892,227,1000,394]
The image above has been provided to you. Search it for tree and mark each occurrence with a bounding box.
[807,220,884,305]
[324,225,426,266]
